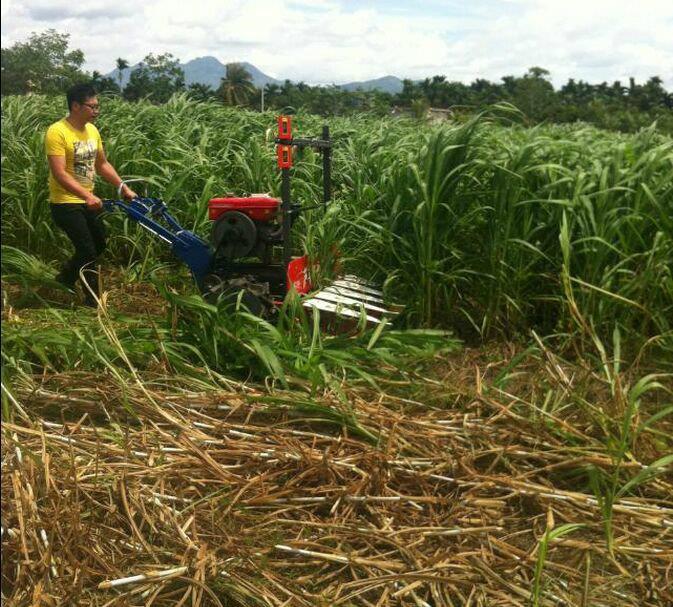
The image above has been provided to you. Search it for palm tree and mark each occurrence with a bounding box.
[187,82,215,102]
[217,63,256,105]
[116,58,129,93]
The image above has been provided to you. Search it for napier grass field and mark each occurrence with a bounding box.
[1,95,672,606]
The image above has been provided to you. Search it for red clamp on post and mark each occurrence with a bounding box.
[277,145,292,169]
[278,115,292,140]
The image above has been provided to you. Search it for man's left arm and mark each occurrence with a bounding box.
[95,146,137,200]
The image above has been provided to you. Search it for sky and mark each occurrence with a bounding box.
[2,0,672,89]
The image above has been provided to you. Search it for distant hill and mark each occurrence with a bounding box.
[107,56,403,93]
[339,76,403,94]
[107,56,282,89]
[183,57,283,89]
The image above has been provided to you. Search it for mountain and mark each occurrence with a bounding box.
[107,56,403,93]
[181,57,283,89]
[339,76,403,94]
[107,56,282,90]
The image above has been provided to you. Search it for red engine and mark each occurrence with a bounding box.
[206,196,283,267]
[206,195,311,296]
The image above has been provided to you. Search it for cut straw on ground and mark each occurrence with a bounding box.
[2,354,671,606]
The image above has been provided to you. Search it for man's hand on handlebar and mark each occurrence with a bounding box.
[120,183,138,200]
[85,193,103,211]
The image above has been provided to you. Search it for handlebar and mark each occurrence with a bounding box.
[102,196,213,285]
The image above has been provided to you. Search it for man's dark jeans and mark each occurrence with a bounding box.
[50,203,106,299]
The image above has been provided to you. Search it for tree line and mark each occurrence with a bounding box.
[2,30,672,134]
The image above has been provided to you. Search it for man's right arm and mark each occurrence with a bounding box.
[47,156,102,209]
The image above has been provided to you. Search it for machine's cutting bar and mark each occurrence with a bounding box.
[329,281,404,313]
[302,276,403,326]
[310,291,391,316]
[321,285,387,305]
[331,278,387,297]
[302,298,392,326]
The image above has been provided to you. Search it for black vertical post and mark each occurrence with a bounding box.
[322,125,331,205]
[281,166,292,289]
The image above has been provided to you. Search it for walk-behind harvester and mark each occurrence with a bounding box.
[103,116,401,326]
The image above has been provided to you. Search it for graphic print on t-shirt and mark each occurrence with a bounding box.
[72,139,97,185]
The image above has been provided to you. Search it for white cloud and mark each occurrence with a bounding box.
[1,0,13,19]
[1,0,671,87]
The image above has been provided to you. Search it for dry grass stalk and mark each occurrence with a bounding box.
[2,360,671,606]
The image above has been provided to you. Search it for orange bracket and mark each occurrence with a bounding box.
[277,144,292,169]
[278,115,292,140]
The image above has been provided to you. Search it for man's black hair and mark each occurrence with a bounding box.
[66,83,98,110]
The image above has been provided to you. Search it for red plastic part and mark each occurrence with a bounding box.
[277,144,292,169]
[278,115,292,140]
[287,255,311,294]
[208,196,279,222]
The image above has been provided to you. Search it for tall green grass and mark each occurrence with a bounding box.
[340,116,672,355]
[2,94,671,358]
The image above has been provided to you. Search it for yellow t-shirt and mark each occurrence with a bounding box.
[45,119,102,203]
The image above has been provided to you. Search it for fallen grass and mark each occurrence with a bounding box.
[2,311,671,605]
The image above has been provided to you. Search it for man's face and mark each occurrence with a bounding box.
[74,96,100,121]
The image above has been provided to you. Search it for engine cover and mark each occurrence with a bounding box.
[208,196,279,223]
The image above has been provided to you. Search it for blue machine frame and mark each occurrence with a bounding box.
[103,198,213,287]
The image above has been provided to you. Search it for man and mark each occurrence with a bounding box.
[45,82,137,306]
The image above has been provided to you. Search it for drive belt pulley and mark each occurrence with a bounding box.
[211,210,257,260]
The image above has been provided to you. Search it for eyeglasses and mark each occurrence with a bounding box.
[81,103,101,111]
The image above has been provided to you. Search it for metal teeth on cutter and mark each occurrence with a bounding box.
[302,298,390,325]
[302,277,403,325]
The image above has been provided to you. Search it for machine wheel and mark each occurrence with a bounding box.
[212,211,257,260]
[202,274,272,318]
